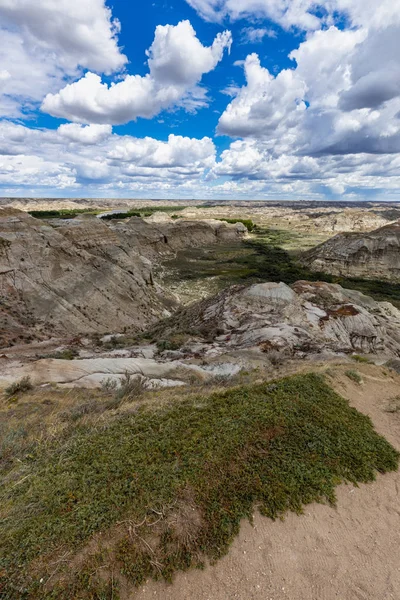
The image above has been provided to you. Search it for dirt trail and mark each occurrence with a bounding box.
[136,365,400,600]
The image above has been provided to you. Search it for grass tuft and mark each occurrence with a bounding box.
[0,373,398,599]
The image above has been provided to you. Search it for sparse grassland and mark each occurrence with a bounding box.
[1,373,398,599]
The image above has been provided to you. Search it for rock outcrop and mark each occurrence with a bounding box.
[302,221,400,281]
[153,280,400,359]
[2,280,399,391]
[180,206,395,235]
[0,209,245,345]
[0,356,205,389]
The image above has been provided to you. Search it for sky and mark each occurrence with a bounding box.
[1,0,400,201]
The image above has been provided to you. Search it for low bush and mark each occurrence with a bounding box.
[220,218,255,232]
[345,370,363,384]
[383,396,400,414]
[116,372,147,400]
[156,334,191,353]
[47,348,80,360]
[266,350,285,366]
[352,355,371,364]
[4,376,33,398]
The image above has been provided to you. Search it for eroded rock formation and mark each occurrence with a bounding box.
[2,280,399,390]
[154,280,400,359]
[303,221,400,281]
[0,209,245,345]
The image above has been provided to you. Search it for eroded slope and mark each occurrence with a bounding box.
[0,209,245,345]
[303,221,400,281]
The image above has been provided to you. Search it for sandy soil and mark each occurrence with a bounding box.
[136,365,400,600]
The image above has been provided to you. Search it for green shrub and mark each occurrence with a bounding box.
[48,348,79,360]
[220,218,255,232]
[5,376,33,398]
[29,209,101,219]
[352,355,371,364]
[345,370,363,384]
[156,334,190,353]
[116,372,146,400]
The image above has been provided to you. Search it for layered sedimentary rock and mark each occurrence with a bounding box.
[303,221,400,281]
[110,216,246,259]
[2,279,399,390]
[154,280,400,358]
[0,209,245,345]
[180,206,395,234]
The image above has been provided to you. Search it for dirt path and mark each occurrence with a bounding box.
[136,365,400,600]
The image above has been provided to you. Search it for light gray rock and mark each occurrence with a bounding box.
[0,356,213,389]
[245,282,297,304]
[157,280,400,359]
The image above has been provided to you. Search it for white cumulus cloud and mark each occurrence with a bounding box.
[186,0,400,30]
[0,121,217,191]
[218,24,400,157]
[0,0,126,73]
[0,0,126,117]
[42,21,232,125]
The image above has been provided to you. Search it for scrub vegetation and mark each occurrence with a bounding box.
[1,373,398,599]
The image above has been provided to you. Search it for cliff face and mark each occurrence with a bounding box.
[303,222,400,281]
[0,210,245,345]
[110,217,247,259]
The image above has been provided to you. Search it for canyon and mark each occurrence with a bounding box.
[0,208,245,346]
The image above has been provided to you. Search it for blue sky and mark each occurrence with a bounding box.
[109,0,299,145]
[1,0,400,200]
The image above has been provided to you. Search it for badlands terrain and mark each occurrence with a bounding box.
[1,199,400,600]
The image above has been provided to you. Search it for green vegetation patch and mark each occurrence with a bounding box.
[1,374,398,599]
[160,226,400,308]
[345,370,363,384]
[100,206,189,220]
[4,376,33,399]
[28,209,102,219]
[219,218,256,231]
[29,206,188,221]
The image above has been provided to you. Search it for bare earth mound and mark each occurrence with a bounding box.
[138,364,400,600]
